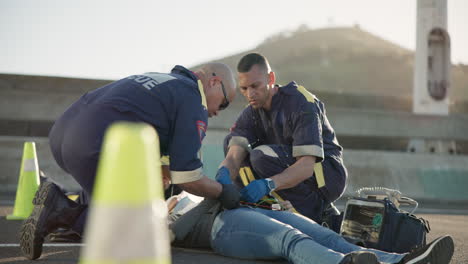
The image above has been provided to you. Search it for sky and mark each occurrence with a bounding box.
[1,0,467,80]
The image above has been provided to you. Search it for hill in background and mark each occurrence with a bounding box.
[193,26,468,112]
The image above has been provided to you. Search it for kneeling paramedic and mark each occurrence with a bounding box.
[19,63,241,260]
[218,53,347,223]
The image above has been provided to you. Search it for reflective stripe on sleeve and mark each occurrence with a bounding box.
[292,145,324,159]
[170,167,203,184]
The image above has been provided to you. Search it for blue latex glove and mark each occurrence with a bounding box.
[240,179,269,203]
[215,166,231,184]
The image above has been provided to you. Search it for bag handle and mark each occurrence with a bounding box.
[356,187,418,213]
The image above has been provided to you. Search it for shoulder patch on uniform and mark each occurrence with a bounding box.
[196,120,207,142]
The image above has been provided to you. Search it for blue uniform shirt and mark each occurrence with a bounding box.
[229,81,343,163]
[80,65,208,184]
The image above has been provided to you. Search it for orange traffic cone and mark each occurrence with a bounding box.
[80,122,170,264]
[7,142,40,220]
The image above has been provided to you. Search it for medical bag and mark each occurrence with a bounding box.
[340,187,430,253]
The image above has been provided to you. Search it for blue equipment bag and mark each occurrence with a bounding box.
[340,188,430,253]
[378,199,430,253]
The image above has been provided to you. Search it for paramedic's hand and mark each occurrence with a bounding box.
[215,166,231,184]
[240,179,269,203]
[218,184,240,209]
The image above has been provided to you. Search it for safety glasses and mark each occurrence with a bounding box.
[212,73,229,110]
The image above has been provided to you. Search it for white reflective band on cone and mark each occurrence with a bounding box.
[23,158,38,172]
[81,199,170,262]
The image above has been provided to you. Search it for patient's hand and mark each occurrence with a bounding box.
[161,165,171,190]
[166,195,179,213]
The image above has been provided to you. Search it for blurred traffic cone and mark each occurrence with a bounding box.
[7,142,40,220]
[80,122,171,264]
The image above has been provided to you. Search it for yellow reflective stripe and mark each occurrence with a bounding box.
[244,166,256,182]
[197,80,207,109]
[297,85,325,188]
[67,195,79,201]
[160,156,170,166]
[297,85,317,102]
[239,167,250,186]
[314,162,326,188]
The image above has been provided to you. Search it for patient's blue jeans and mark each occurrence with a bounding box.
[211,207,404,264]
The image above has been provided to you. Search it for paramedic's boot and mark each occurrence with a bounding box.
[19,181,85,260]
[398,235,454,264]
[49,228,82,243]
[340,251,381,264]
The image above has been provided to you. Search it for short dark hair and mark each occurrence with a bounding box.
[237,53,270,73]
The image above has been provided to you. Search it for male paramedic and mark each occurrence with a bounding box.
[20,63,240,260]
[216,53,347,222]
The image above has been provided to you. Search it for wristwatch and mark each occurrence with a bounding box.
[265,178,277,194]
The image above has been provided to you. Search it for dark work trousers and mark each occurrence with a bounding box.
[224,137,347,222]
[49,100,142,234]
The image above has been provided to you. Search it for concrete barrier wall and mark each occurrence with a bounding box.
[0,74,111,121]
[0,90,82,121]
[2,135,467,203]
[342,150,468,201]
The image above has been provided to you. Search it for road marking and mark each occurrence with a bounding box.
[0,243,83,247]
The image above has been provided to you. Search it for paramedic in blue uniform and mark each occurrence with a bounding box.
[20,63,240,260]
[216,53,347,222]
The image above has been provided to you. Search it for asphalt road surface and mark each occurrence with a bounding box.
[0,206,466,264]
